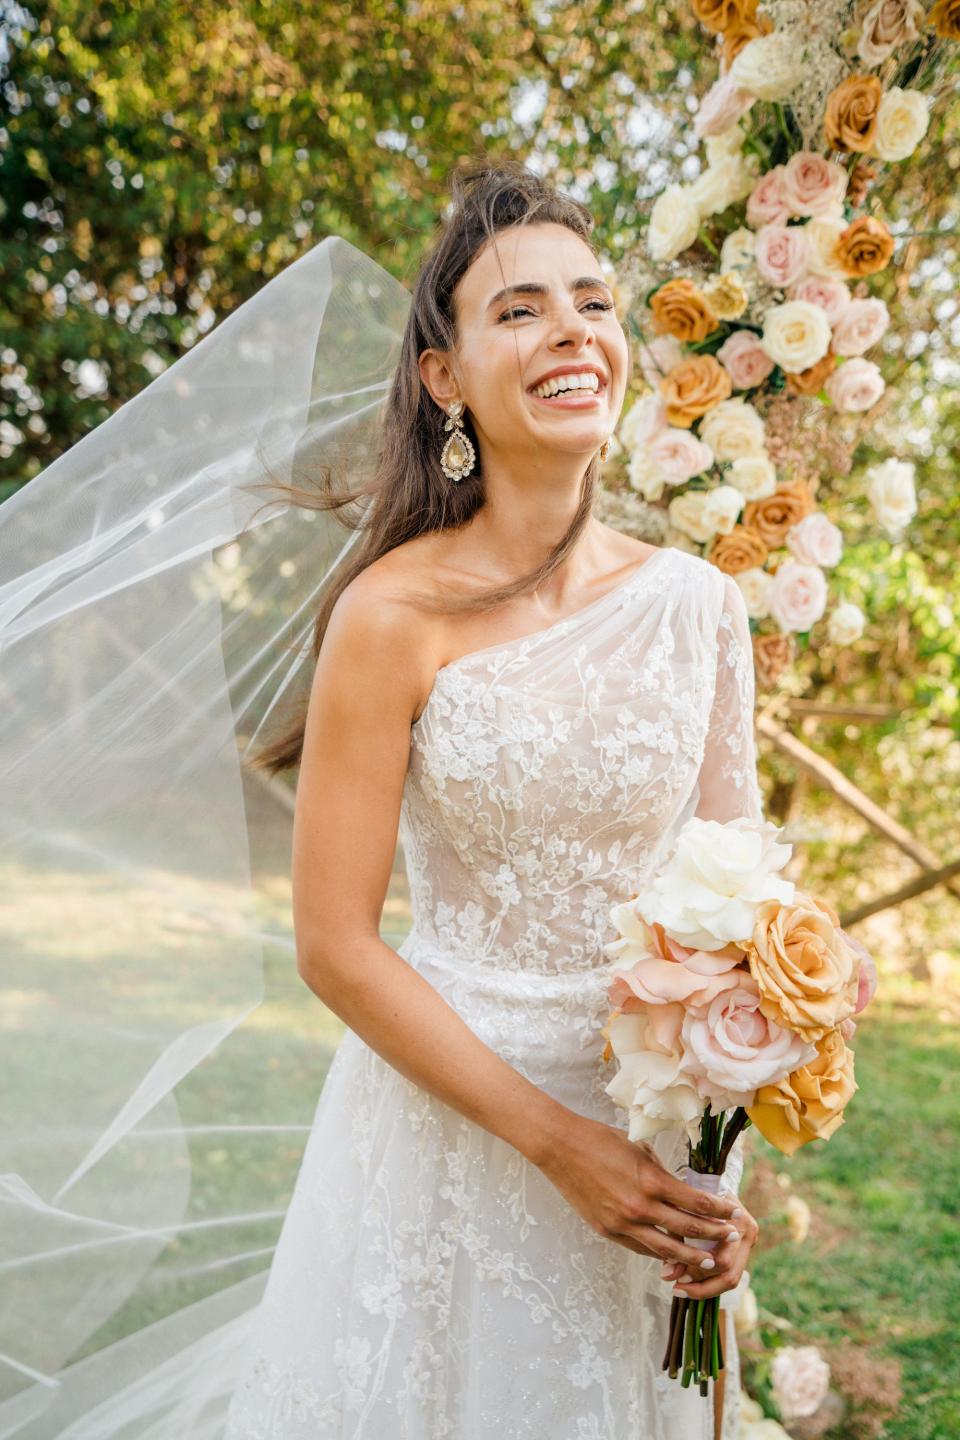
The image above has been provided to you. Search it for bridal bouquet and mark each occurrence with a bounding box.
[600,814,877,1395]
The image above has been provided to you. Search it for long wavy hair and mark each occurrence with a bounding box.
[247,159,607,776]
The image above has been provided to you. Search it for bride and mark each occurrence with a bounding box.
[0,160,759,1440]
[223,164,760,1439]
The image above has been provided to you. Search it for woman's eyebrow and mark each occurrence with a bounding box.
[485,276,614,310]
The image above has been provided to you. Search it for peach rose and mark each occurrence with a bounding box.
[692,0,758,32]
[608,918,745,1014]
[834,215,895,277]
[743,479,815,548]
[716,329,776,390]
[781,152,848,218]
[659,355,733,427]
[746,165,791,228]
[858,0,924,65]
[706,524,769,574]
[747,1024,858,1154]
[650,278,719,342]
[930,0,960,38]
[755,223,810,288]
[753,632,795,688]
[747,891,860,1042]
[785,350,837,397]
[830,297,890,356]
[823,74,883,153]
[787,275,851,326]
[786,512,843,568]
[825,357,885,412]
[768,558,827,633]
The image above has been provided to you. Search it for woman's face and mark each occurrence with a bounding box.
[424,221,630,465]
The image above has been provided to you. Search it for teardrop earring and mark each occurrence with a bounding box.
[439,399,476,483]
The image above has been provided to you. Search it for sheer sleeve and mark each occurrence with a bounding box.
[695,571,765,825]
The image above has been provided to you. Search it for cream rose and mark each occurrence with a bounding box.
[870,86,930,162]
[768,559,827,633]
[735,566,774,618]
[830,296,890,356]
[786,512,844,568]
[771,1345,831,1421]
[603,1010,704,1144]
[648,427,714,484]
[755,223,810,288]
[694,72,756,139]
[827,602,865,645]
[628,449,667,502]
[787,275,851,326]
[705,125,747,166]
[720,226,757,272]
[699,397,767,461]
[690,152,759,219]
[648,184,702,262]
[825,357,885,412]
[667,490,714,543]
[681,973,818,1112]
[803,216,849,279]
[717,329,776,390]
[864,457,917,535]
[746,166,792,228]
[761,299,832,373]
[729,33,803,102]
[728,455,778,501]
[781,152,849,218]
[702,483,745,535]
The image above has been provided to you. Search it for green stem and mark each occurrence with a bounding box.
[697,226,720,259]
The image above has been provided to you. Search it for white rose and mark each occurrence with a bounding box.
[720,226,757,273]
[633,814,795,952]
[786,511,844,567]
[648,184,702,262]
[728,455,778,500]
[667,490,714,544]
[603,1011,703,1144]
[870,87,930,162]
[690,153,759,219]
[828,602,866,645]
[761,299,832,373]
[699,398,767,460]
[735,566,774,618]
[768,559,828,633]
[864,457,917,535]
[771,1345,831,1421]
[620,392,667,450]
[702,483,745,535]
[705,124,746,165]
[729,33,803,102]
[628,448,667,502]
[803,216,849,279]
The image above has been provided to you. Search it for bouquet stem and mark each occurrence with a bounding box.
[660,1104,751,1397]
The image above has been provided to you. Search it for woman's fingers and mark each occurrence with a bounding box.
[646,1200,743,1246]
[621,1225,724,1272]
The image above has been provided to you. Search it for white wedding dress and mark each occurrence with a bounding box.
[223,544,761,1440]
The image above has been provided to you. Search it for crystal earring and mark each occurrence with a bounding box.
[440,399,476,482]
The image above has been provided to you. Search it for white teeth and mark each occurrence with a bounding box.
[532,372,601,399]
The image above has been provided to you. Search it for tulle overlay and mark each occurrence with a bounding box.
[223,545,757,1439]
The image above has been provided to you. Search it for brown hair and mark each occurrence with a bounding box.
[245,159,605,776]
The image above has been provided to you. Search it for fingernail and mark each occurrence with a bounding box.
[727,1229,741,1241]
[700,1256,716,1270]
[731,1208,744,1220]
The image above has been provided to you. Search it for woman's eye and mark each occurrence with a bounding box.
[497,301,614,323]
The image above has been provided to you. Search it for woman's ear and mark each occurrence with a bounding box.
[418,348,460,411]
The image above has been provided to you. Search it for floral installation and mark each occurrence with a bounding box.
[598,813,879,1396]
[598,0,958,691]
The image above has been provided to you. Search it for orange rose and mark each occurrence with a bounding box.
[650,278,719,343]
[746,890,860,1042]
[707,524,769,574]
[692,0,757,34]
[824,74,882,153]
[833,215,896,278]
[659,355,733,427]
[753,632,795,688]
[747,1026,857,1155]
[929,0,960,39]
[786,350,837,397]
[743,479,815,548]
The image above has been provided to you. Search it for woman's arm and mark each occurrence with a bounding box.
[292,570,741,1272]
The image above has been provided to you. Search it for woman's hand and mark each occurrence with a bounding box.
[538,1115,745,1279]
[658,1198,759,1300]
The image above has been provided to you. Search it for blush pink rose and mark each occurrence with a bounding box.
[787,274,851,326]
[608,920,745,1016]
[680,972,818,1110]
[649,427,714,484]
[830,297,890,357]
[755,223,810,288]
[825,358,885,412]
[637,335,684,388]
[694,72,756,139]
[747,166,791,228]
[840,929,879,1013]
[716,329,776,390]
[781,152,848,218]
[768,559,828,633]
[786,512,844,568]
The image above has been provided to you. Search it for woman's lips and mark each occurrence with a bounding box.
[527,388,605,409]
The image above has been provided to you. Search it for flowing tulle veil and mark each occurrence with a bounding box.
[0,236,411,1437]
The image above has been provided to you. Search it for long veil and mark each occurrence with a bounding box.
[0,236,411,1438]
